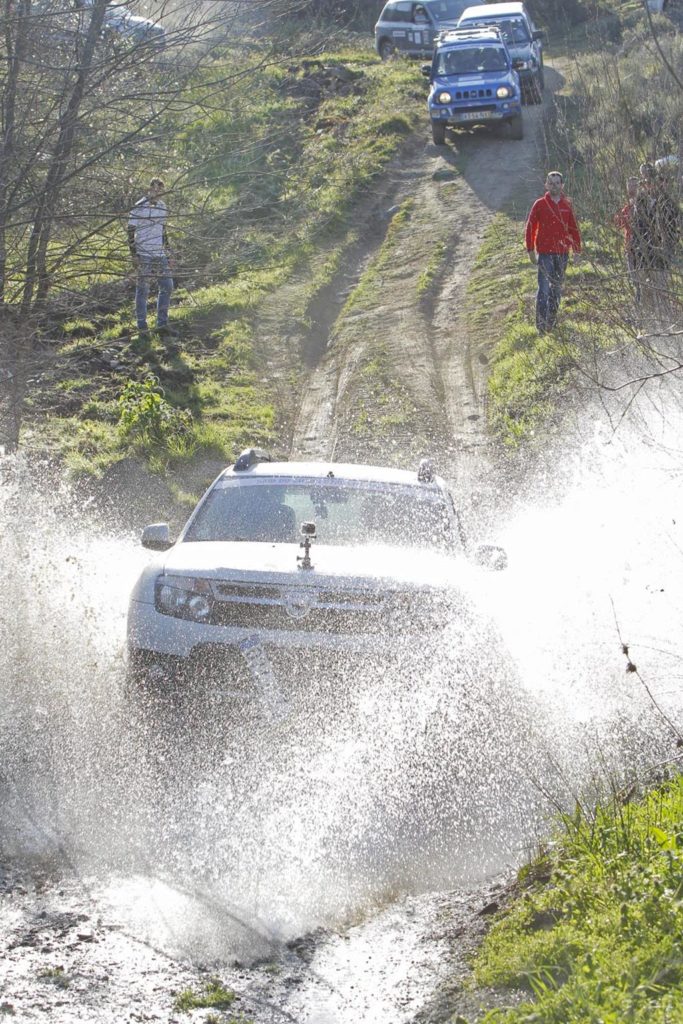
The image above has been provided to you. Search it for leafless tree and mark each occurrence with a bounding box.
[0,0,317,449]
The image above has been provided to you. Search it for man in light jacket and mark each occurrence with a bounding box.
[127,177,177,338]
[525,171,582,333]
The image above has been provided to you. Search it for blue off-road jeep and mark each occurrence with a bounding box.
[423,27,523,144]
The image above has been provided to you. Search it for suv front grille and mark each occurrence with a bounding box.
[211,601,385,635]
[205,582,446,635]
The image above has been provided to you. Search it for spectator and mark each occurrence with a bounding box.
[614,175,640,303]
[525,171,582,333]
[127,177,178,338]
[631,164,680,313]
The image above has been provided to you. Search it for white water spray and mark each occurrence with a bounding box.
[1,397,683,965]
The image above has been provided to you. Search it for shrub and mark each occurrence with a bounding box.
[117,375,194,456]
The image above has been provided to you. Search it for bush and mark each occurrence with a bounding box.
[117,375,194,456]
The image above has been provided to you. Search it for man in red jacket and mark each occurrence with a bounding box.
[525,171,582,333]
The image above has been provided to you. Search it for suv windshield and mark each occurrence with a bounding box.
[467,17,530,43]
[184,480,453,551]
[437,44,507,74]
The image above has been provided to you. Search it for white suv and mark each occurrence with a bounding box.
[127,450,506,690]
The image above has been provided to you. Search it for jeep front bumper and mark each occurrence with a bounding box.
[430,102,521,124]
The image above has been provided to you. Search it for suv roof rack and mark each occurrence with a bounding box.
[233,447,275,471]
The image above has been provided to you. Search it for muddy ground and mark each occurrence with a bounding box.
[0,858,523,1023]
[1,69,558,1024]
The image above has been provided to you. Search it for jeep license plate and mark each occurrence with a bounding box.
[461,110,492,120]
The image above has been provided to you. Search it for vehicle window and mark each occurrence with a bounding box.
[437,45,507,74]
[414,4,430,23]
[494,17,530,43]
[462,17,530,44]
[185,481,454,552]
[382,1,412,20]
[430,0,472,22]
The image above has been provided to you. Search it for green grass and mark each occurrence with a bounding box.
[470,774,683,1023]
[351,343,417,437]
[38,966,70,989]
[340,199,415,316]
[417,241,447,297]
[173,977,234,1012]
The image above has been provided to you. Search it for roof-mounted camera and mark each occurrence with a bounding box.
[297,521,316,570]
[233,447,274,471]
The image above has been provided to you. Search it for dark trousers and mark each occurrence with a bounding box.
[536,253,568,332]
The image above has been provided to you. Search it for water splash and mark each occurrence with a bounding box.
[1,424,682,964]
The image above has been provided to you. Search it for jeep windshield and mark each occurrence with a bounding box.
[184,480,453,551]
[436,45,508,74]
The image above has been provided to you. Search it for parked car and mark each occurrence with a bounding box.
[75,0,165,47]
[457,2,543,103]
[127,449,507,691]
[101,5,165,46]
[374,0,486,60]
[423,26,524,144]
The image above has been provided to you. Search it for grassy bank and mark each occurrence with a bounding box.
[24,41,424,480]
[461,770,683,1023]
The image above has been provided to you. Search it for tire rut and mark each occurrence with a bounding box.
[289,96,550,470]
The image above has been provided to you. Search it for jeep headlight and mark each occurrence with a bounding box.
[155,576,214,623]
[437,91,452,104]
[496,86,512,98]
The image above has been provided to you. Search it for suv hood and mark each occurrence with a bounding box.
[160,540,462,591]
[435,70,511,87]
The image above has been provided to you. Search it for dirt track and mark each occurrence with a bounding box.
[281,81,558,476]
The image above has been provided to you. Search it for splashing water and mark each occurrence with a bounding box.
[1,416,682,965]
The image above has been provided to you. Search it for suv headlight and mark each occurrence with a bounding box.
[496,86,512,98]
[155,576,214,623]
[437,90,452,104]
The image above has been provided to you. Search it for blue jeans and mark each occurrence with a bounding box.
[135,256,173,329]
[536,253,568,332]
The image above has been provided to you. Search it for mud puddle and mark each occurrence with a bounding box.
[0,859,510,1023]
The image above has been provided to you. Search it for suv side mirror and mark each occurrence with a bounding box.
[472,544,508,571]
[532,29,544,40]
[141,522,173,551]
[420,62,432,77]
[511,58,525,70]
